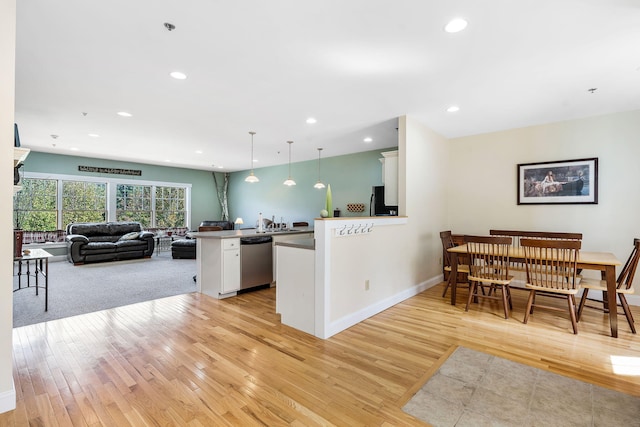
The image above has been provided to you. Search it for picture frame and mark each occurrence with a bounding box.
[517,158,598,205]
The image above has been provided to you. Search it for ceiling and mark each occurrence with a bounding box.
[14,0,640,172]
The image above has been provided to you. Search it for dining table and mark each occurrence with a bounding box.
[447,244,623,337]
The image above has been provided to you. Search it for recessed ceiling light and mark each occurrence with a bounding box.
[217,165,224,169]
[117,111,132,117]
[363,137,373,143]
[306,117,317,124]
[70,147,79,151]
[195,150,203,154]
[253,159,258,163]
[444,18,468,33]
[170,71,187,80]
[88,133,100,138]
[447,105,460,113]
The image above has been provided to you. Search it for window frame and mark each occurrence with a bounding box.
[20,172,191,230]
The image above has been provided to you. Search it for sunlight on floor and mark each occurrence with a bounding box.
[610,355,640,376]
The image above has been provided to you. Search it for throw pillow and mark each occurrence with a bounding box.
[119,231,140,241]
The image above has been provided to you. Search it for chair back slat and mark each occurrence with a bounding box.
[521,238,581,291]
[464,235,512,281]
[490,230,582,248]
[617,238,640,290]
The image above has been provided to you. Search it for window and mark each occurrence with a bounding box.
[155,186,186,228]
[14,173,191,231]
[116,184,152,226]
[13,178,58,231]
[62,180,107,226]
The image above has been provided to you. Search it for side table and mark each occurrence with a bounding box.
[155,235,175,255]
[14,248,52,311]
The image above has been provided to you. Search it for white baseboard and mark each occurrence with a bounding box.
[324,275,443,339]
[0,380,16,414]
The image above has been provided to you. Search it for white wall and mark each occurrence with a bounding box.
[0,0,16,413]
[314,115,450,338]
[447,110,640,294]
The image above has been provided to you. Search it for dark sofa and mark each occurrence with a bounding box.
[66,222,155,265]
[171,220,234,259]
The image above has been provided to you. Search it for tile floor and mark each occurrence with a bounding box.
[402,346,640,427]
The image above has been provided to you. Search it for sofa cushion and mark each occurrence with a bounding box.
[80,241,117,255]
[119,231,140,241]
[114,240,148,251]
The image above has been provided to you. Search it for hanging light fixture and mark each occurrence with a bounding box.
[314,148,325,189]
[245,131,259,183]
[283,141,296,186]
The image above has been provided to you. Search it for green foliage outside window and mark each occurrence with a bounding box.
[14,177,188,231]
[62,181,107,228]
[155,186,186,228]
[13,178,57,230]
[116,184,152,227]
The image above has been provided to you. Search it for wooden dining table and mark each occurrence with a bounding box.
[448,244,623,337]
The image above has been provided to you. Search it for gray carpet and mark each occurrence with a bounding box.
[13,252,196,328]
[403,346,640,427]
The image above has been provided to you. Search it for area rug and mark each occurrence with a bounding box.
[402,346,640,427]
[13,252,196,328]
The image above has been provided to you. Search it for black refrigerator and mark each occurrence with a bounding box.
[371,186,398,216]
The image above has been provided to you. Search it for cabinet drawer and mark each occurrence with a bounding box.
[223,239,240,250]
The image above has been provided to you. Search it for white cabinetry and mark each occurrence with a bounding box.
[271,232,313,283]
[380,150,398,206]
[198,237,240,298]
[221,239,240,294]
[276,245,315,335]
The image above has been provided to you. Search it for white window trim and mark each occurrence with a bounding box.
[23,172,192,229]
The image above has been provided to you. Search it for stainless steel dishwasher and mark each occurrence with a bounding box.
[240,236,273,291]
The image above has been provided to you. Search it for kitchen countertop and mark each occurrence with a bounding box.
[189,227,314,239]
[274,237,315,250]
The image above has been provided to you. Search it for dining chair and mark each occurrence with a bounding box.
[521,238,582,334]
[464,235,514,319]
[577,238,640,333]
[439,230,470,299]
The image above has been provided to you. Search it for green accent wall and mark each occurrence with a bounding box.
[22,152,221,229]
[227,147,397,227]
[21,147,397,230]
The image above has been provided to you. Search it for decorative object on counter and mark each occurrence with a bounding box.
[325,184,333,217]
[346,203,365,213]
[245,131,259,183]
[313,147,326,189]
[283,140,296,186]
[333,208,341,217]
[320,209,328,218]
[258,213,264,233]
[234,217,243,230]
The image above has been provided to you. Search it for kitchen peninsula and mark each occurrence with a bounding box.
[193,216,415,340]
[190,227,313,299]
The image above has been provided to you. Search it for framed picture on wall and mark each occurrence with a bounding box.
[517,158,598,205]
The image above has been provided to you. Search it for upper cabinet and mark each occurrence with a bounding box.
[14,147,30,194]
[380,150,398,206]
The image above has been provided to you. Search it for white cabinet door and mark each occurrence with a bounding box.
[221,248,240,293]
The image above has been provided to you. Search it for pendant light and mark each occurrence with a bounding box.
[283,141,296,186]
[245,131,259,183]
[314,148,325,189]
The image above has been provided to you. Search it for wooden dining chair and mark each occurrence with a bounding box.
[521,238,582,334]
[439,230,470,299]
[577,238,640,333]
[464,235,514,319]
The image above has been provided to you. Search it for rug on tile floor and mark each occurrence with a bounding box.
[402,346,640,427]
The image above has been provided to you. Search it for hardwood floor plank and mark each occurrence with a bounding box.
[2,284,639,426]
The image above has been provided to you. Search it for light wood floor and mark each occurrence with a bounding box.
[2,284,640,426]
